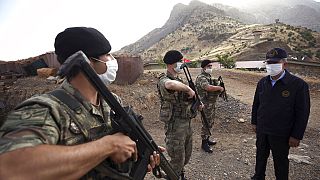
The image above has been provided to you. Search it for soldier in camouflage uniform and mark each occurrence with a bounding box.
[157,50,196,180]
[0,27,161,179]
[195,60,224,153]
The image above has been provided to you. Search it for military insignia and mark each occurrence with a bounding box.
[268,49,278,58]
[69,121,81,134]
[21,112,32,119]
[282,90,290,97]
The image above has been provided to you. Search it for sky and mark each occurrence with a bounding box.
[0,0,319,61]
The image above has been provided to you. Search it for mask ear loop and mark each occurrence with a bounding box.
[90,57,105,64]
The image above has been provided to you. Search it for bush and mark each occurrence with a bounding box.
[156,56,166,68]
[315,50,320,59]
[187,61,198,68]
[216,54,236,69]
[299,30,315,42]
[301,50,313,58]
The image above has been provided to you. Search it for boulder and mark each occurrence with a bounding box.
[37,68,58,78]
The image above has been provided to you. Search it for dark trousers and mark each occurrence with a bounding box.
[253,133,290,180]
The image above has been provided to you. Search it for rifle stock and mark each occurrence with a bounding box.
[180,64,211,136]
[58,51,179,180]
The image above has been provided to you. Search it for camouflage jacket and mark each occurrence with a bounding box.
[157,72,195,123]
[195,71,220,103]
[0,80,122,179]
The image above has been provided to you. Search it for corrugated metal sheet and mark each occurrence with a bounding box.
[0,51,59,75]
[114,55,143,85]
[41,52,60,68]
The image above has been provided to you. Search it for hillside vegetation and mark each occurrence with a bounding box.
[118,0,320,63]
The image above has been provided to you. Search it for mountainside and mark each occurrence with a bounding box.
[118,0,320,63]
[119,1,227,54]
[234,0,320,31]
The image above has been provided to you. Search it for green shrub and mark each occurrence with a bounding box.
[156,56,166,68]
[315,50,320,59]
[187,61,198,68]
[216,54,236,69]
[301,50,313,58]
[299,30,315,42]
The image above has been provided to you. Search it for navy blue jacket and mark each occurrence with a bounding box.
[251,70,310,140]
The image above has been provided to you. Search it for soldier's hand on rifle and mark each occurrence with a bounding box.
[198,101,204,111]
[186,87,195,99]
[147,146,166,172]
[107,132,137,163]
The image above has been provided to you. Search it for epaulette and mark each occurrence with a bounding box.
[158,72,166,79]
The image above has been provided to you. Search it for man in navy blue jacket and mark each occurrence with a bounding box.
[251,48,310,180]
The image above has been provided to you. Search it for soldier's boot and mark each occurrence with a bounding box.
[207,137,217,146]
[201,139,213,153]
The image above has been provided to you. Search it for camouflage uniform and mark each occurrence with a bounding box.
[0,80,123,179]
[157,72,195,176]
[195,71,220,140]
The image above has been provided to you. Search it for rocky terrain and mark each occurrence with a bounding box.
[118,0,320,63]
[1,68,319,179]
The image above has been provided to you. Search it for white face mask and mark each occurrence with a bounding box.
[98,59,118,85]
[205,68,212,74]
[174,62,183,73]
[266,64,283,76]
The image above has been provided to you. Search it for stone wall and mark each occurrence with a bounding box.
[286,60,320,78]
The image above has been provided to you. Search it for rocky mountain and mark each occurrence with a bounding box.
[118,0,320,63]
[119,1,242,57]
[228,0,320,31]
[119,1,227,54]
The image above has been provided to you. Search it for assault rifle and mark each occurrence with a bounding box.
[217,76,228,102]
[58,51,179,180]
[180,63,211,136]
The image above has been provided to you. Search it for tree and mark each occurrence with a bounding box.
[216,54,236,69]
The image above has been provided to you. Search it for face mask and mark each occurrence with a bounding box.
[205,68,212,74]
[266,64,283,76]
[98,59,118,85]
[174,62,183,73]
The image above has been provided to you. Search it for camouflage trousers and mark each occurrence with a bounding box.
[164,116,193,175]
[201,103,216,139]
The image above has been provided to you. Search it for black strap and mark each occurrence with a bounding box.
[48,89,90,140]
[49,89,81,112]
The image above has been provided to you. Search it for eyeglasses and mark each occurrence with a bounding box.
[91,54,115,63]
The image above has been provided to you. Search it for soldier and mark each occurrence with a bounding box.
[0,27,161,179]
[157,50,196,179]
[195,60,224,153]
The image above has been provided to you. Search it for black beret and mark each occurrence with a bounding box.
[163,50,183,64]
[266,48,287,62]
[54,27,111,64]
[201,59,212,68]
